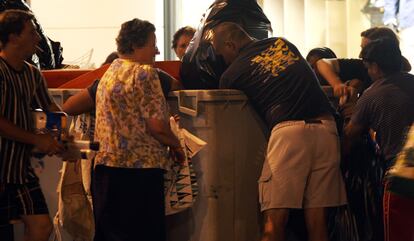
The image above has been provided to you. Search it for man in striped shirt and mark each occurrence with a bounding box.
[0,10,63,241]
[344,37,414,167]
[344,37,414,241]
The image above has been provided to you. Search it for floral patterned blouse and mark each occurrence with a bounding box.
[94,59,171,170]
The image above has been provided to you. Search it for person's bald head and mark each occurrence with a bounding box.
[208,22,253,65]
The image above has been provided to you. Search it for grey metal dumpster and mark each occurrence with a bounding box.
[166,90,267,241]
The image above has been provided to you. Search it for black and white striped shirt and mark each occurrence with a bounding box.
[0,57,52,184]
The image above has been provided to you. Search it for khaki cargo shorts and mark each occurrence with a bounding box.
[258,119,347,211]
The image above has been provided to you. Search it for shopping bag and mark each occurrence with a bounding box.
[53,114,95,241]
[165,118,207,215]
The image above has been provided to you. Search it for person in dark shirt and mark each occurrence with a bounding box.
[344,37,414,167]
[344,36,414,241]
[209,22,347,241]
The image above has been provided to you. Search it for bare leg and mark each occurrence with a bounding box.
[304,207,329,241]
[261,208,289,241]
[21,214,52,241]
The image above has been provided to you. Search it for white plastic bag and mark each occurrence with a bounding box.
[53,114,95,241]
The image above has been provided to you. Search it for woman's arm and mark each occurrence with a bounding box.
[146,118,185,162]
[62,89,95,116]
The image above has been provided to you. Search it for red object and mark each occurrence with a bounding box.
[154,60,181,80]
[58,64,110,88]
[383,183,414,241]
[43,61,182,89]
[42,69,90,88]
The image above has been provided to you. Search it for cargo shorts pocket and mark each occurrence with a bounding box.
[258,166,272,207]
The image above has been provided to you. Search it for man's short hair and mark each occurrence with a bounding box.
[171,26,195,49]
[0,9,35,48]
[209,22,250,47]
[116,18,155,55]
[360,27,378,38]
[361,37,402,74]
[361,26,399,44]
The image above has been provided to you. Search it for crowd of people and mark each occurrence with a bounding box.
[1,6,414,241]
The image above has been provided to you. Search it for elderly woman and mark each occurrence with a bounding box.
[93,18,184,241]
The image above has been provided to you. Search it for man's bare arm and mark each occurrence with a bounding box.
[343,121,365,156]
[0,116,37,145]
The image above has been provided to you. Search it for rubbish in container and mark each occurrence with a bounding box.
[180,0,272,89]
[32,110,99,161]
[32,110,68,146]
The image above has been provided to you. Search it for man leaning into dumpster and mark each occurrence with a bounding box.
[208,22,347,241]
[0,9,64,241]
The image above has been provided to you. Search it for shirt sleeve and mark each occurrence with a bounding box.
[136,66,167,120]
[219,70,235,89]
[156,68,172,97]
[87,78,100,103]
[338,58,371,87]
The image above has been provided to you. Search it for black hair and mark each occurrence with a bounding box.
[0,9,35,47]
[361,26,399,44]
[101,51,119,66]
[306,47,337,62]
[361,37,402,74]
[172,26,196,49]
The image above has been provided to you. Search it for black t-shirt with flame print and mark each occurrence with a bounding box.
[220,37,334,129]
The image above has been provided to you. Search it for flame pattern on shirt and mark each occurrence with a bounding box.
[251,39,299,77]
